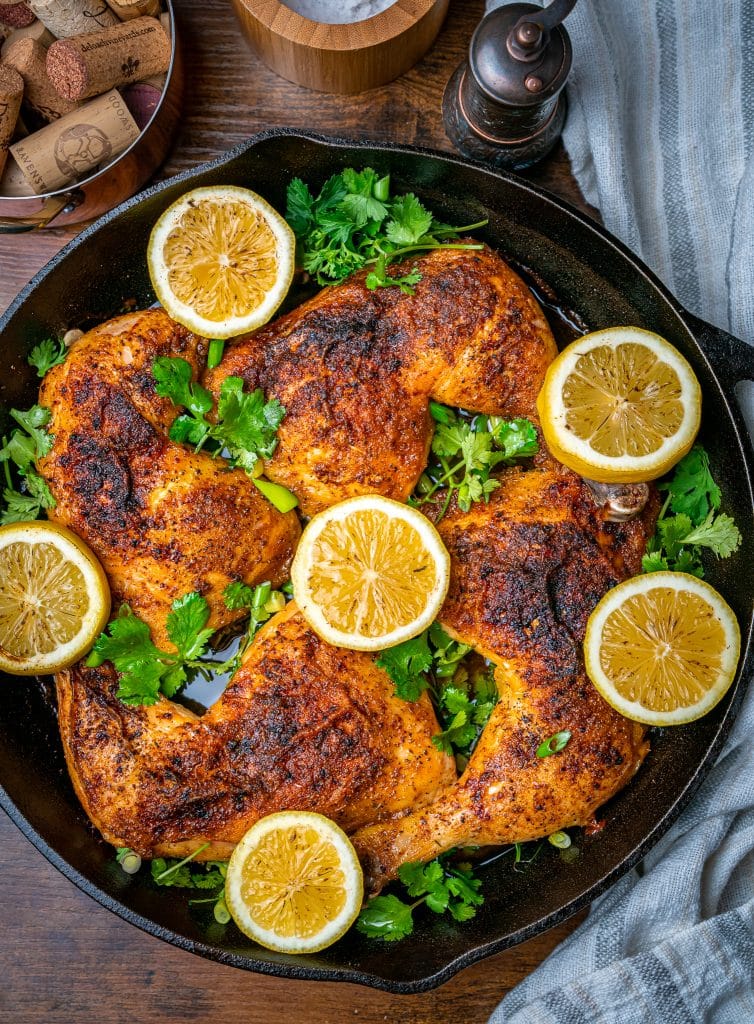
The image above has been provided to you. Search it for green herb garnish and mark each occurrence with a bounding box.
[285,168,488,292]
[0,405,56,524]
[149,844,230,924]
[642,445,741,577]
[152,357,296,513]
[413,404,538,520]
[536,730,572,758]
[28,337,68,378]
[376,624,497,760]
[356,853,483,941]
[206,339,225,370]
[87,582,285,707]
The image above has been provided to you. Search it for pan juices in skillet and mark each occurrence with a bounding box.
[37,244,655,883]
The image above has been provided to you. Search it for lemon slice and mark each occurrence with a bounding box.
[147,185,295,339]
[584,571,740,726]
[0,521,111,676]
[537,327,701,482]
[225,811,363,953]
[290,495,450,652]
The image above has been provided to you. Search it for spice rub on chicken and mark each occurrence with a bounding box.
[57,604,455,859]
[204,244,557,516]
[38,309,300,648]
[352,465,656,892]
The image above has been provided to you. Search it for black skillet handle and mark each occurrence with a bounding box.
[684,311,754,398]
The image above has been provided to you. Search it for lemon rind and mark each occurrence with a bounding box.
[584,571,741,726]
[147,186,295,340]
[225,811,364,954]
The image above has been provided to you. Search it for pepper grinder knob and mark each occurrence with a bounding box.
[443,0,577,171]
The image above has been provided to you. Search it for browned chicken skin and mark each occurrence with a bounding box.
[56,604,455,859]
[352,467,655,892]
[204,245,557,516]
[40,246,656,879]
[38,310,300,647]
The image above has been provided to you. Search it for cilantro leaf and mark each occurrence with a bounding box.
[28,337,68,378]
[0,405,56,524]
[358,854,484,942]
[376,632,433,701]
[418,405,538,521]
[153,356,213,422]
[285,167,487,289]
[645,447,740,575]
[659,445,721,523]
[166,592,214,661]
[356,894,415,941]
[385,193,433,246]
[1,487,46,524]
[215,377,285,463]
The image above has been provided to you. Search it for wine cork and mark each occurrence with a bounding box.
[1,19,55,58]
[122,80,159,128]
[46,16,170,101]
[0,61,22,174]
[28,0,117,39]
[0,151,33,193]
[0,2,35,29]
[4,37,80,122]
[105,0,160,21]
[10,87,139,192]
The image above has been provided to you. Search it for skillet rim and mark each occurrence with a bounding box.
[1,128,752,994]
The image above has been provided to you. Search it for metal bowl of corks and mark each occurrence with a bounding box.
[0,0,181,232]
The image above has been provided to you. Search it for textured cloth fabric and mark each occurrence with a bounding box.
[482,1,754,1020]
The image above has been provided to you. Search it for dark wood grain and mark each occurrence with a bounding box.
[0,1,594,1019]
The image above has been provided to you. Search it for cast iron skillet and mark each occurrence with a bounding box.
[0,130,752,994]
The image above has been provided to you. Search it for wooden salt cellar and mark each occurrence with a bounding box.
[231,0,449,94]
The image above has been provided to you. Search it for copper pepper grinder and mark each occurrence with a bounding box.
[443,0,578,171]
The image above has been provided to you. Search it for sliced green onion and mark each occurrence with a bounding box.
[116,847,142,874]
[207,339,225,369]
[264,591,286,614]
[560,845,580,864]
[373,174,390,201]
[213,898,231,924]
[153,841,210,883]
[536,730,571,758]
[548,830,571,849]
[252,477,298,513]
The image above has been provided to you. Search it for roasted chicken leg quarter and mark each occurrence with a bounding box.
[38,310,300,648]
[352,466,657,892]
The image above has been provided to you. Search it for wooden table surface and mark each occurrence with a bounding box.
[0,2,592,1021]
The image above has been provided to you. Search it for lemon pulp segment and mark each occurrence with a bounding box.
[308,508,439,638]
[163,198,280,322]
[239,825,348,939]
[562,342,685,457]
[538,326,701,482]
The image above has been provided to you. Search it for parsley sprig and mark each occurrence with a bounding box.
[87,581,285,706]
[642,445,741,576]
[356,853,483,942]
[285,168,488,293]
[0,405,56,524]
[152,357,297,513]
[413,403,538,520]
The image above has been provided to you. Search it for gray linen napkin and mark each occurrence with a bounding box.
[481,1,754,1020]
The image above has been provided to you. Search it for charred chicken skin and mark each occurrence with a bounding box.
[57,604,455,859]
[352,467,655,892]
[204,245,557,516]
[38,310,300,648]
[40,245,654,875]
